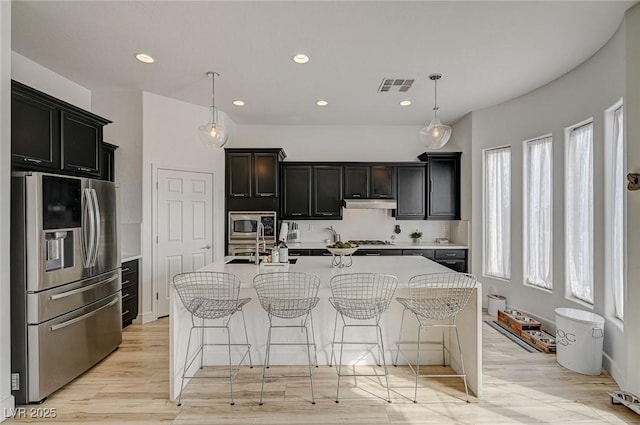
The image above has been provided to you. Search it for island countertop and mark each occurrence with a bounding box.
[284,242,469,250]
[170,255,482,401]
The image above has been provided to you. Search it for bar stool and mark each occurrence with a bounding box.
[328,273,398,403]
[253,272,321,405]
[173,271,253,406]
[394,272,477,403]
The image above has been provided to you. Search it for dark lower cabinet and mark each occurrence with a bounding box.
[289,249,311,256]
[121,259,139,328]
[282,165,312,218]
[403,248,468,272]
[395,166,426,219]
[353,249,402,256]
[402,249,434,258]
[313,166,343,218]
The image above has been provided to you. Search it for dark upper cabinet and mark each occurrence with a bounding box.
[253,152,279,197]
[371,165,396,198]
[313,166,343,218]
[227,152,252,197]
[61,110,102,176]
[11,88,59,170]
[10,80,111,177]
[282,165,312,218]
[225,149,285,200]
[395,165,426,219]
[344,166,370,198]
[419,152,462,220]
[101,143,118,182]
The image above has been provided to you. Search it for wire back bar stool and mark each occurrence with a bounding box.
[393,272,477,403]
[328,273,399,403]
[173,271,253,406]
[253,272,321,405]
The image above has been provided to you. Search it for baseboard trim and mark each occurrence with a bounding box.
[1,394,15,422]
[134,311,156,324]
[603,353,626,389]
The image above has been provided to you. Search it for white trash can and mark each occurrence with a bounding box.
[555,308,605,375]
[487,294,506,316]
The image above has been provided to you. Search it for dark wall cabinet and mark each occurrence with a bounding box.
[101,143,118,182]
[281,164,343,219]
[419,152,462,220]
[225,149,286,212]
[395,165,426,219]
[11,80,111,178]
[343,165,395,199]
[121,259,140,329]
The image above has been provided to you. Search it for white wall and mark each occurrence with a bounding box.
[235,123,472,243]
[11,52,91,110]
[624,4,640,397]
[141,92,236,322]
[470,22,627,383]
[0,1,14,421]
[92,89,143,256]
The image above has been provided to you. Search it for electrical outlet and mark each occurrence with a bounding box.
[309,224,315,231]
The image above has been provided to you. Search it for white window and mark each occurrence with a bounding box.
[565,122,593,304]
[484,146,511,280]
[606,104,624,320]
[523,136,553,289]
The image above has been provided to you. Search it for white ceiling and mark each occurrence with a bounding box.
[11,1,636,126]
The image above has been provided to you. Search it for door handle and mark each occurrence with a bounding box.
[91,189,101,267]
[200,244,212,250]
[50,297,119,332]
[49,274,119,300]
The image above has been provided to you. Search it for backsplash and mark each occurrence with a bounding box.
[286,209,469,244]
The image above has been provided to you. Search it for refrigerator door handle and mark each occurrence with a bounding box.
[49,275,119,301]
[81,188,94,268]
[90,189,101,267]
[49,296,119,332]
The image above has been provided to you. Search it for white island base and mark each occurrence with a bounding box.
[170,256,482,401]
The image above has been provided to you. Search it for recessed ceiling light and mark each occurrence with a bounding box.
[400,100,412,106]
[135,53,155,64]
[316,100,328,107]
[232,100,245,107]
[293,54,310,64]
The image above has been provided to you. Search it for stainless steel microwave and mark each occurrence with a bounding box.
[228,211,277,245]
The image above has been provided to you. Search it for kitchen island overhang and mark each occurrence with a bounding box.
[169,255,482,400]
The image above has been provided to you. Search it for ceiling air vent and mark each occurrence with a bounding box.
[377,78,414,93]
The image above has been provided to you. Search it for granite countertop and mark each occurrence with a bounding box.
[285,242,468,250]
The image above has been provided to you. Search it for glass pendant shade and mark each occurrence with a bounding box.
[198,106,228,148]
[420,115,452,149]
[198,72,229,149]
[421,73,451,150]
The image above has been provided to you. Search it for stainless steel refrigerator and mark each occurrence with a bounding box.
[10,172,122,404]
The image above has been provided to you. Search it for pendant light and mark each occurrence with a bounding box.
[198,71,228,148]
[420,73,451,149]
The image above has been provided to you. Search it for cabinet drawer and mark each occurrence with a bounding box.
[289,249,311,256]
[121,284,138,302]
[121,259,139,275]
[122,294,138,323]
[310,249,333,257]
[354,249,402,256]
[121,270,138,289]
[436,259,467,273]
[402,249,434,259]
[434,249,466,260]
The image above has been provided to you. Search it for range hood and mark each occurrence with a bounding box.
[343,199,397,209]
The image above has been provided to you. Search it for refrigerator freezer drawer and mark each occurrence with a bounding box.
[26,269,121,324]
[27,293,122,403]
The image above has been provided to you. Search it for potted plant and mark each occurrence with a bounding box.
[410,230,423,244]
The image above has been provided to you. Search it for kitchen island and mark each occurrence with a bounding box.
[169,255,482,400]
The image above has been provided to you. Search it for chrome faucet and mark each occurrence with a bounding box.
[256,222,266,264]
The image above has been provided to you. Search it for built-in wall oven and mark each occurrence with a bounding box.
[228,211,276,255]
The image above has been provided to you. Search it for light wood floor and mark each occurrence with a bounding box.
[6,316,640,424]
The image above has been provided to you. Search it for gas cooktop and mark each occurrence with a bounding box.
[347,240,390,246]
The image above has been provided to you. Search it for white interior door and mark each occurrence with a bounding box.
[156,169,214,317]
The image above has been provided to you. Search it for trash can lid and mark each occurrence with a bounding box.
[555,307,604,325]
